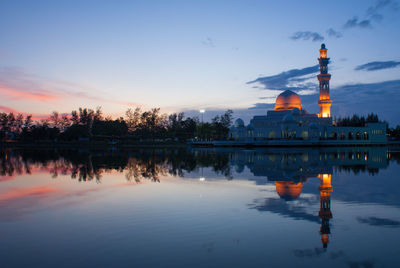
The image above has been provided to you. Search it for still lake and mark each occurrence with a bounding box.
[1,147,400,267]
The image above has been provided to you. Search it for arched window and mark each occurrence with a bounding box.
[301,130,308,140]
[340,131,345,140]
[283,127,289,139]
[348,132,353,140]
[356,131,361,140]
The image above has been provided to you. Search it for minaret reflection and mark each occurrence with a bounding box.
[318,174,333,248]
[273,174,333,248]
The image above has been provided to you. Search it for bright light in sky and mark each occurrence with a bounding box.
[0,0,399,124]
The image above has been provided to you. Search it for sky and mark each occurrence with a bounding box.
[0,0,399,125]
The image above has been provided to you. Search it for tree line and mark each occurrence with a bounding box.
[0,107,233,142]
[335,113,381,127]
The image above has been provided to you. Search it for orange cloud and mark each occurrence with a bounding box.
[0,186,59,202]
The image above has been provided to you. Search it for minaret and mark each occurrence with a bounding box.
[317,44,332,118]
[318,174,333,248]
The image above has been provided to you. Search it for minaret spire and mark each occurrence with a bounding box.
[317,44,332,118]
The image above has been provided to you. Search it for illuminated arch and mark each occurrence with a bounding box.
[269,130,277,139]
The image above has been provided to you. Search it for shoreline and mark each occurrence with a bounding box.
[1,140,400,150]
[188,140,400,148]
[0,141,188,149]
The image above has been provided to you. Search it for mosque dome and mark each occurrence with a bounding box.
[275,181,303,201]
[234,118,244,127]
[274,90,302,111]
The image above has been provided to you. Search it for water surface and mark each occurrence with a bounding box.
[1,147,400,267]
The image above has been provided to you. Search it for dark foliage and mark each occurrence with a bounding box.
[335,113,381,127]
[0,107,234,142]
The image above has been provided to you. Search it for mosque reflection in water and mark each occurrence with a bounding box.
[265,173,332,248]
[229,147,389,248]
[0,147,395,249]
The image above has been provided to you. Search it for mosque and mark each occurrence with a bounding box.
[228,44,387,146]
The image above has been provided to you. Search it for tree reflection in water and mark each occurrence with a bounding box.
[1,148,398,183]
[0,148,233,183]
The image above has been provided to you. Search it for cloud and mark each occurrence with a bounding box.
[357,216,400,227]
[247,65,319,92]
[355,60,400,71]
[367,0,398,20]
[344,0,398,29]
[249,197,320,223]
[290,31,324,42]
[343,17,372,29]
[0,67,139,107]
[248,103,274,110]
[0,85,58,102]
[326,28,343,38]
[292,1,397,42]
[0,105,19,113]
[335,79,400,95]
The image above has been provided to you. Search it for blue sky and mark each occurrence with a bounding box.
[0,0,399,124]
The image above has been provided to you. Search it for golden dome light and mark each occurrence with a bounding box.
[274,90,302,111]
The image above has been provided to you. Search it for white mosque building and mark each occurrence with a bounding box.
[228,44,387,146]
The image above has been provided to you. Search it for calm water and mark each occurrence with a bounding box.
[1,147,400,268]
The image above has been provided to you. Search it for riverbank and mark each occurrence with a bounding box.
[188,139,399,147]
[2,139,400,150]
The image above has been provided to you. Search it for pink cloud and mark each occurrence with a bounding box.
[0,85,58,102]
[0,67,140,108]
[0,105,19,113]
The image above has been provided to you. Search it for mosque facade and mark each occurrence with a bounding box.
[228,44,387,145]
